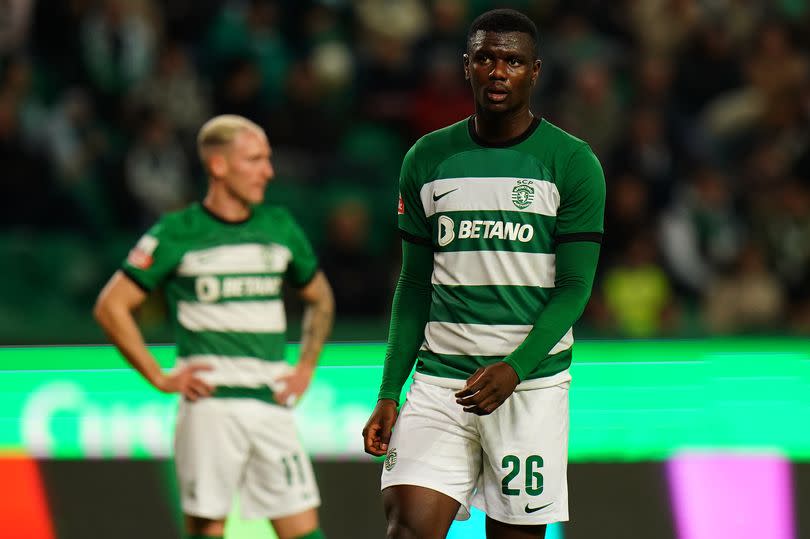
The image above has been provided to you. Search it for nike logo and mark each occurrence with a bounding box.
[524,502,552,513]
[433,188,459,201]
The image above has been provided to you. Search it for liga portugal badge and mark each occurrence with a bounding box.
[127,235,159,269]
[397,194,405,215]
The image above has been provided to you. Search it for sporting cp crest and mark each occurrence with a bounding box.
[512,180,535,209]
[384,448,398,471]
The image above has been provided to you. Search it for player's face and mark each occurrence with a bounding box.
[222,129,274,205]
[464,31,541,114]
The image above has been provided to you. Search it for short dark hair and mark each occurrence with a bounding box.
[467,9,539,56]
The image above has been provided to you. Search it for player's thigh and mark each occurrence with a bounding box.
[184,514,226,536]
[175,398,251,519]
[485,515,546,539]
[476,382,570,526]
[240,401,321,520]
[381,380,481,519]
[270,507,319,539]
[383,484,460,539]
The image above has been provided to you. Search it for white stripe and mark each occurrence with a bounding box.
[177,300,286,333]
[175,355,292,388]
[550,327,574,354]
[421,322,573,357]
[432,251,556,287]
[177,243,291,276]
[420,177,559,218]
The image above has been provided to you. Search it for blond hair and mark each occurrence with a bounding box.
[196,114,266,164]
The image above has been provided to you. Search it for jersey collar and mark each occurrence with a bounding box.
[467,115,541,148]
[200,202,253,225]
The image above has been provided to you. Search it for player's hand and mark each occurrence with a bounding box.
[455,362,519,415]
[156,364,214,401]
[362,399,398,456]
[275,364,315,407]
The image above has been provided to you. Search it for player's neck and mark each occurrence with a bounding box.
[473,107,535,144]
[203,189,252,223]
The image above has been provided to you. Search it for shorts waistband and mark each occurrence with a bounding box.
[413,369,571,391]
[211,385,279,404]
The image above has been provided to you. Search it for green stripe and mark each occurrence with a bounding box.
[431,285,550,325]
[211,385,279,404]
[430,210,555,253]
[434,148,553,181]
[175,330,286,361]
[169,274,284,304]
[416,348,572,380]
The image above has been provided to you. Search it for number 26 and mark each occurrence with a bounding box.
[501,454,544,496]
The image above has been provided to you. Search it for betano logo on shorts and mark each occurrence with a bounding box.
[195,276,283,302]
[438,216,534,247]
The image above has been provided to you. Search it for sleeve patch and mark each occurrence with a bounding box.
[127,235,159,269]
[398,193,405,215]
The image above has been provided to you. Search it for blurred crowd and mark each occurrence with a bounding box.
[1,0,810,342]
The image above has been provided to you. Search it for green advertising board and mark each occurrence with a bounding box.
[2,339,809,460]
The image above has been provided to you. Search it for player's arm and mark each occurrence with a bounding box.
[275,271,334,405]
[363,238,433,456]
[364,143,434,455]
[93,271,213,400]
[501,240,600,375]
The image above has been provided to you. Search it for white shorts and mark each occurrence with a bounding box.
[175,397,321,520]
[381,375,570,525]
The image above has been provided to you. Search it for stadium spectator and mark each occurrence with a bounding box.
[659,166,744,298]
[704,242,785,334]
[124,108,193,226]
[602,173,654,267]
[673,22,742,118]
[206,0,291,109]
[213,57,268,121]
[407,49,473,137]
[320,197,388,318]
[609,105,679,209]
[131,40,211,140]
[0,89,60,229]
[79,0,156,108]
[269,59,345,154]
[629,0,703,58]
[600,232,679,337]
[556,62,623,158]
[756,181,810,296]
[0,0,33,54]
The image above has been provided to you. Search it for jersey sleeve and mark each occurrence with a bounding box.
[284,212,319,288]
[554,145,606,242]
[121,219,183,292]
[397,144,431,244]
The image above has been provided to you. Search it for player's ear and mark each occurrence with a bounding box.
[463,53,471,80]
[208,152,228,177]
[531,59,542,86]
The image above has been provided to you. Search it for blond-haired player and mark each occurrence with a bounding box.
[95,115,334,539]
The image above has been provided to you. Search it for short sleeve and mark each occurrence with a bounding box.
[397,144,431,243]
[121,220,183,291]
[284,213,319,287]
[554,145,606,242]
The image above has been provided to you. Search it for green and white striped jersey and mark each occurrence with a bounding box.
[122,203,318,394]
[398,117,605,382]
